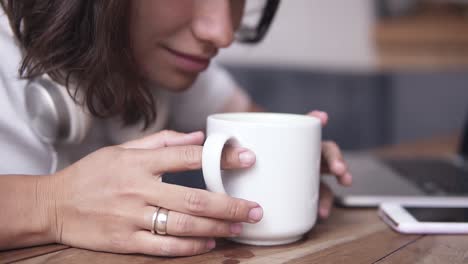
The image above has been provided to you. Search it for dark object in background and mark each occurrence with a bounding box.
[237,0,281,44]
[460,111,468,159]
[376,0,468,18]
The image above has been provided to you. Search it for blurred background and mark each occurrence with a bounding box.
[218,0,468,150]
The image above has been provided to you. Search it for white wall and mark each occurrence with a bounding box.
[218,0,377,72]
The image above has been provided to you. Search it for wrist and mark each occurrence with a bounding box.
[36,173,64,244]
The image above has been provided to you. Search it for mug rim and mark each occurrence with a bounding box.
[208,112,321,127]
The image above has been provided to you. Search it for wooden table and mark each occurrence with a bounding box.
[2,135,467,264]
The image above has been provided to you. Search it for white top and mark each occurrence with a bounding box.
[0,12,238,175]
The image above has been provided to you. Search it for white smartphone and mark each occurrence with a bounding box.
[378,202,468,234]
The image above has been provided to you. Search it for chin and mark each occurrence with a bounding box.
[151,71,199,93]
[169,76,198,92]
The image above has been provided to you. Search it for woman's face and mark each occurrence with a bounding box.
[130,0,245,91]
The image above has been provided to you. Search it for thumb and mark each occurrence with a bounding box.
[120,130,205,149]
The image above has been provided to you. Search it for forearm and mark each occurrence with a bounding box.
[0,175,56,249]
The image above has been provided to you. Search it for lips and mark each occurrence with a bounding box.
[163,46,212,73]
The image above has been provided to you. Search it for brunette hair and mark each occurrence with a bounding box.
[1,0,155,126]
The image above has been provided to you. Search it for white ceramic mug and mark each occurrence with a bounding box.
[202,113,322,246]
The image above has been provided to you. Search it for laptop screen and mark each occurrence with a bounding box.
[460,111,468,158]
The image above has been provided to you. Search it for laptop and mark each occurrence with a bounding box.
[323,113,468,207]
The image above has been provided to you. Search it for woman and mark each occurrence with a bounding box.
[0,0,352,256]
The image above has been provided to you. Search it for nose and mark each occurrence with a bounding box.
[192,0,236,48]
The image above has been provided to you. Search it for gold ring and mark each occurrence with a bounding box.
[156,208,169,235]
[151,207,160,234]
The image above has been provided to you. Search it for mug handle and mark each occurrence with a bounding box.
[202,133,234,194]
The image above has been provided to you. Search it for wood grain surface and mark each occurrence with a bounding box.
[0,244,69,264]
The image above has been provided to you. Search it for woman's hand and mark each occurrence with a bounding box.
[45,130,261,256]
[307,111,353,219]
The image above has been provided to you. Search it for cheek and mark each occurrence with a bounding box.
[130,1,192,44]
[130,1,190,58]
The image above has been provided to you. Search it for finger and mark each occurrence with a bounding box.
[321,141,352,186]
[318,182,334,219]
[221,146,256,170]
[136,144,257,174]
[144,182,263,223]
[132,145,204,173]
[138,206,242,237]
[307,110,328,126]
[320,141,345,174]
[167,211,242,237]
[130,231,215,256]
[121,130,205,149]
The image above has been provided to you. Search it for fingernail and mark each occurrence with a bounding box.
[239,151,255,167]
[319,208,329,218]
[248,207,263,222]
[230,223,243,235]
[344,173,353,185]
[333,162,345,173]
[206,239,216,250]
[312,110,327,118]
